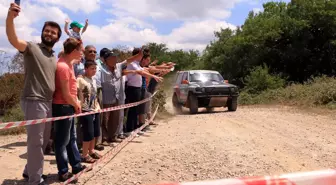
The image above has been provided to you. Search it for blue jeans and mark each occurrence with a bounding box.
[52,104,82,175]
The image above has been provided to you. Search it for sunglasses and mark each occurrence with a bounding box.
[88,50,97,54]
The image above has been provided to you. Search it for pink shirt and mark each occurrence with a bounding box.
[53,58,77,104]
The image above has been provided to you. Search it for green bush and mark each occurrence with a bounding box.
[243,65,286,94]
[0,104,25,135]
[151,86,167,113]
[0,73,24,115]
[239,76,336,109]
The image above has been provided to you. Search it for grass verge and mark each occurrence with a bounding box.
[239,76,336,110]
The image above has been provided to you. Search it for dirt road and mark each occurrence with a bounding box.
[1,105,336,185]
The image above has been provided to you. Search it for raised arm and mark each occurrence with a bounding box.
[81,19,88,34]
[6,3,27,52]
[124,52,143,65]
[123,45,150,65]
[64,18,71,36]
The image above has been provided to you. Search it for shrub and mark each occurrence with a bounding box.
[243,64,286,94]
[151,86,167,113]
[239,75,336,109]
[0,104,25,135]
[0,73,24,115]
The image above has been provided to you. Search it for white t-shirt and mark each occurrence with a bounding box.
[125,61,143,87]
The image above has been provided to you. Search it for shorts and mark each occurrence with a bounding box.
[138,88,146,115]
[79,113,101,142]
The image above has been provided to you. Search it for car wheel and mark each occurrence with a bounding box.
[172,93,182,114]
[227,96,238,111]
[188,94,198,114]
[206,107,214,113]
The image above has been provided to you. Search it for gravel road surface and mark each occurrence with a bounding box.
[0,105,336,185]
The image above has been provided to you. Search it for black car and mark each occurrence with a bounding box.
[172,70,239,114]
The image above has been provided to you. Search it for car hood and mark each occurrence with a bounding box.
[190,81,236,88]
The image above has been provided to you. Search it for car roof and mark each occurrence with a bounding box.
[177,70,220,74]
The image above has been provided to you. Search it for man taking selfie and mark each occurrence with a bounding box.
[6,2,62,185]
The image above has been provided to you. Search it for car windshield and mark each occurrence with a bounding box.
[190,72,224,82]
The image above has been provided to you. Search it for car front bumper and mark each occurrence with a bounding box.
[193,86,239,97]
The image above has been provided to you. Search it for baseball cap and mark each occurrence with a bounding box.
[100,48,110,58]
[70,21,84,29]
[103,51,118,60]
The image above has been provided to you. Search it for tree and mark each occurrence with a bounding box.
[201,0,336,87]
[8,52,24,73]
[111,45,132,61]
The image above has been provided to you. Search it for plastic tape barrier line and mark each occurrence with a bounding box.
[145,169,336,185]
[60,105,159,185]
[0,91,157,130]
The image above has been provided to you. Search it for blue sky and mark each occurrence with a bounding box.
[0,0,290,56]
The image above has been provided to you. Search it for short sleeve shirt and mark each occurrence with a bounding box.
[126,61,143,87]
[74,58,85,77]
[77,76,100,111]
[53,59,77,104]
[21,42,57,101]
[100,61,127,104]
[69,30,81,40]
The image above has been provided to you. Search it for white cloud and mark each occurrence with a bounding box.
[253,8,262,13]
[0,0,69,52]
[0,0,241,54]
[35,0,100,14]
[106,16,155,29]
[109,0,242,21]
[81,19,235,51]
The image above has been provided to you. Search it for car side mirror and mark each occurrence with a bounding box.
[181,80,189,84]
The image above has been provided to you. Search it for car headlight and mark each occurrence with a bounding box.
[230,87,236,92]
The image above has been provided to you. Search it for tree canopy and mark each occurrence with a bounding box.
[202,0,336,86]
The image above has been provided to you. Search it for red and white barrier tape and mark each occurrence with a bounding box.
[60,105,159,185]
[146,169,336,185]
[0,91,157,130]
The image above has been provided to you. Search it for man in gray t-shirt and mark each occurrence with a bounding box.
[99,50,144,144]
[6,3,62,185]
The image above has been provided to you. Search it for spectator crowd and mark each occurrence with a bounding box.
[5,2,175,185]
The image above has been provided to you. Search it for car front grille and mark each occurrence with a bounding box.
[204,87,230,95]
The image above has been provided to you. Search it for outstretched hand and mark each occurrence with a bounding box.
[65,18,70,23]
[85,19,89,25]
[154,76,164,82]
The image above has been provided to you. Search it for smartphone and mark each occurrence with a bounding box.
[14,0,20,6]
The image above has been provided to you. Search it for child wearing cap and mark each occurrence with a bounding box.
[64,18,88,41]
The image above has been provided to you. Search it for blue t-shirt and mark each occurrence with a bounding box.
[74,58,85,77]
[141,76,147,89]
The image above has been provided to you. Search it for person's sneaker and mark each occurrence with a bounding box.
[101,141,111,146]
[23,174,48,181]
[58,172,73,182]
[94,145,104,151]
[124,132,131,137]
[137,131,145,135]
[142,126,151,132]
[72,165,87,175]
[118,134,126,139]
[111,138,122,143]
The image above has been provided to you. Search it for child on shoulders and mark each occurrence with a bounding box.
[64,18,88,41]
